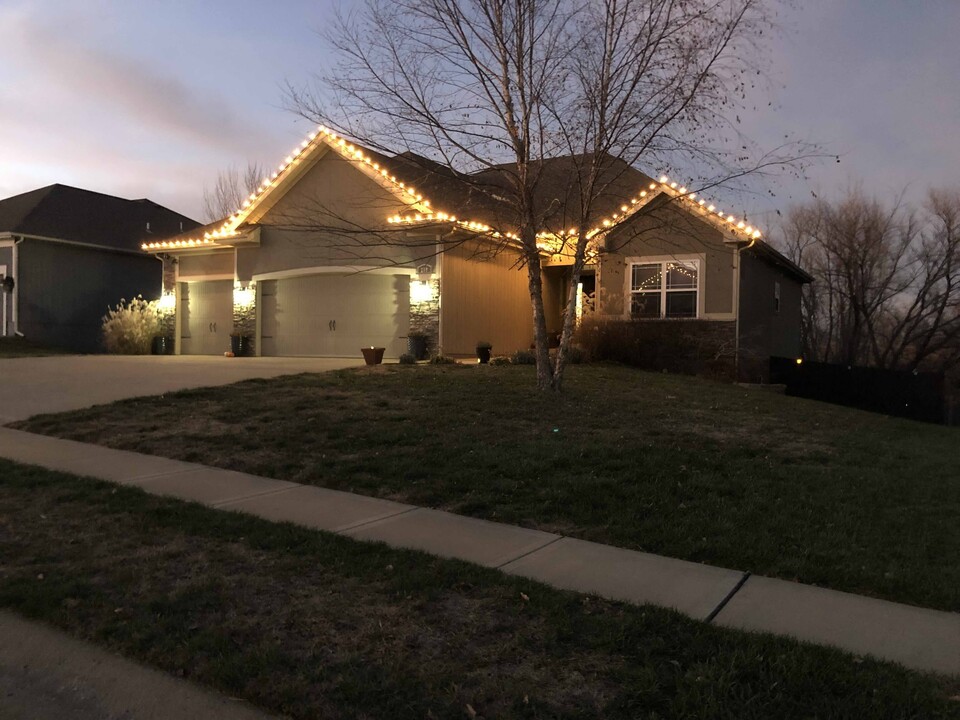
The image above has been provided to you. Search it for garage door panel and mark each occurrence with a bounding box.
[180,280,233,355]
[263,273,408,358]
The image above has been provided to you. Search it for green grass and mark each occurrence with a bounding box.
[0,337,68,357]
[14,363,960,612]
[1,459,958,719]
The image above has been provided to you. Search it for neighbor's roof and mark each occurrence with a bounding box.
[0,184,200,252]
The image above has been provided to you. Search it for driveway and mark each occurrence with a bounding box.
[0,355,362,424]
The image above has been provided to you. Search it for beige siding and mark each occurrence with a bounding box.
[598,203,736,318]
[440,241,534,356]
[177,251,234,280]
[242,151,424,280]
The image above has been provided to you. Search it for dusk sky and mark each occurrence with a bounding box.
[2,0,958,232]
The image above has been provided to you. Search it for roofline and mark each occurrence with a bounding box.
[0,231,149,257]
[748,240,814,283]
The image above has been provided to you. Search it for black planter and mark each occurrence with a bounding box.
[408,335,429,360]
[230,335,252,357]
[151,335,174,355]
[477,347,492,364]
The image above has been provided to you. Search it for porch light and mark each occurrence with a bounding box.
[157,292,176,314]
[233,285,255,309]
[410,279,436,304]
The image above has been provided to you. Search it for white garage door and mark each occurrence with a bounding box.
[180,280,234,355]
[260,273,409,358]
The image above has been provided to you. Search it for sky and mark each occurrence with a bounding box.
[1,0,958,231]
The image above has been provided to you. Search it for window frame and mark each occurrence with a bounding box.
[624,255,704,320]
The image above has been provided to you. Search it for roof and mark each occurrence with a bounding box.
[748,239,815,284]
[143,124,766,251]
[0,184,200,252]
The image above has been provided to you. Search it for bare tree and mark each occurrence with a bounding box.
[779,188,960,371]
[287,0,812,391]
[202,163,267,222]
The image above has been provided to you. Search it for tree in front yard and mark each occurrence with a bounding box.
[288,0,815,391]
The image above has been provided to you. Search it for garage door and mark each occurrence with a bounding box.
[260,273,409,358]
[180,280,234,355]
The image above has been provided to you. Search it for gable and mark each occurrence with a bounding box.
[257,149,405,232]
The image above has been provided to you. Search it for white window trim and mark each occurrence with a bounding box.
[623,254,705,320]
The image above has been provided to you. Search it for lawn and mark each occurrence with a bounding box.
[1,460,958,719]
[0,337,67,357]
[14,363,960,612]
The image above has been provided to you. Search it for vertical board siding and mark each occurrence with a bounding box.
[19,240,160,353]
[440,242,536,356]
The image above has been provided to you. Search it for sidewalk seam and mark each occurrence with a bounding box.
[495,535,564,570]
[705,571,751,624]
[210,485,302,508]
[334,506,419,533]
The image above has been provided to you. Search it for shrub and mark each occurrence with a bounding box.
[511,349,536,365]
[101,296,160,354]
[430,354,457,364]
[489,355,512,366]
[398,353,416,365]
[476,340,493,350]
[576,319,735,379]
[565,344,588,364]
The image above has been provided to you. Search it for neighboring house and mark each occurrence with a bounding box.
[0,185,200,352]
[146,126,810,375]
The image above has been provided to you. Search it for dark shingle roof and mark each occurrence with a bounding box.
[0,184,200,252]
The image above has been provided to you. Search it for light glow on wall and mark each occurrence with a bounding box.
[156,292,176,314]
[410,279,436,304]
[233,285,255,309]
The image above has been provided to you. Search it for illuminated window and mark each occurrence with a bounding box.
[629,260,699,319]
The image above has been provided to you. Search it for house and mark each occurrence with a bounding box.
[0,185,201,352]
[145,126,810,376]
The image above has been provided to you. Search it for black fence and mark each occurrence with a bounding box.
[769,357,956,425]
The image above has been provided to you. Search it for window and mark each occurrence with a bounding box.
[630,260,699,319]
[774,281,781,314]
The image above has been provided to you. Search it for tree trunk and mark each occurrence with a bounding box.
[525,250,553,391]
[550,250,588,393]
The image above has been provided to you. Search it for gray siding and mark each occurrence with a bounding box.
[599,203,736,318]
[19,239,161,352]
[738,250,804,365]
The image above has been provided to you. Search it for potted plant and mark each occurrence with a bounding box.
[361,346,386,365]
[230,333,252,357]
[407,330,429,360]
[476,341,492,364]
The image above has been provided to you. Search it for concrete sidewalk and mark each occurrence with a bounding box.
[1,426,957,677]
[0,610,281,720]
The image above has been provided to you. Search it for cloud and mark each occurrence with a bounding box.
[0,5,270,154]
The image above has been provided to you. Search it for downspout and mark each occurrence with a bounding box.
[12,236,23,337]
[734,237,758,381]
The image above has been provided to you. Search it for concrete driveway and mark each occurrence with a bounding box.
[0,355,362,424]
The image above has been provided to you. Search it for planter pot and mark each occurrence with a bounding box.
[407,335,429,360]
[477,347,492,364]
[361,346,386,365]
[151,335,174,355]
[230,335,252,357]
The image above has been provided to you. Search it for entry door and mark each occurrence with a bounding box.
[180,281,234,355]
